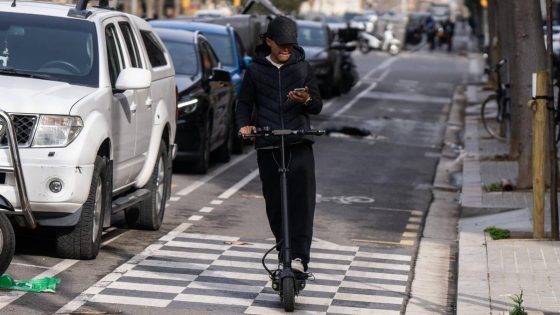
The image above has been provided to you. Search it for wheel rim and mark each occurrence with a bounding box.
[92,180,103,243]
[155,153,165,216]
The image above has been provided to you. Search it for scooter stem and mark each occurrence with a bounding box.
[279,134,291,268]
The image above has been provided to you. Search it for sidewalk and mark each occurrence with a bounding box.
[457,73,560,314]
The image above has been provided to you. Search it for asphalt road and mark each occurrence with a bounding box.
[2,46,468,315]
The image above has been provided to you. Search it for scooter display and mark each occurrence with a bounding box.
[249,126,324,312]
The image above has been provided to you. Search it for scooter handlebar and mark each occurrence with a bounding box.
[240,127,326,137]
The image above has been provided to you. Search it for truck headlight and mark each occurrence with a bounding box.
[32,115,83,147]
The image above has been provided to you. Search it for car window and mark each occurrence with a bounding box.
[297,26,327,47]
[0,12,99,87]
[163,40,198,76]
[105,24,125,88]
[119,22,143,68]
[140,30,167,68]
[202,33,235,67]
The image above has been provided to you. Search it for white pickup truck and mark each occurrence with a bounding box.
[0,0,177,260]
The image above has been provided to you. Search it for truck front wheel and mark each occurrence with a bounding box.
[56,156,107,260]
[0,213,15,275]
[126,141,169,230]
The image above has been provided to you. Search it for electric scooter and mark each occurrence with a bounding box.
[250,126,325,312]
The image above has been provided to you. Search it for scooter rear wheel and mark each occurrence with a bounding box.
[281,277,295,312]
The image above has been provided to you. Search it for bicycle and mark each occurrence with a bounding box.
[481,59,511,142]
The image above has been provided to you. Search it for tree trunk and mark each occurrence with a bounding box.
[510,0,548,189]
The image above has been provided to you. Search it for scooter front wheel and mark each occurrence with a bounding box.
[0,213,15,275]
[281,277,295,312]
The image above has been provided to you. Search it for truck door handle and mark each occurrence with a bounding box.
[146,97,153,109]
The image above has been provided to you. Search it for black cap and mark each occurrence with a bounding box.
[265,16,297,45]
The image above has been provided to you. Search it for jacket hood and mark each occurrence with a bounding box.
[253,43,306,68]
[0,76,95,115]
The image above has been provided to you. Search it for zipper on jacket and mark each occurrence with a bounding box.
[278,68,285,129]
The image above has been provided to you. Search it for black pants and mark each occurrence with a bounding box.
[257,143,316,269]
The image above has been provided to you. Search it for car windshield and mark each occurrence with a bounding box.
[0,12,98,87]
[163,40,198,76]
[297,25,327,48]
[202,33,235,67]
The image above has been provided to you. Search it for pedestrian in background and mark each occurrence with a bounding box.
[236,15,323,273]
[425,15,436,51]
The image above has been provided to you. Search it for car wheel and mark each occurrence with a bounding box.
[193,120,211,174]
[0,213,15,275]
[56,156,106,260]
[125,141,169,230]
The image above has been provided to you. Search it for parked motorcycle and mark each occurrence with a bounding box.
[358,25,401,56]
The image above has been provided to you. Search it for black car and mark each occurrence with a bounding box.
[154,28,235,173]
[297,20,356,98]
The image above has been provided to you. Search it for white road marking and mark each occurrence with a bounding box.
[218,169,259,199]
[166,241,229,251]
[340,280,406,293]
[332,68,391,118]
[257,292,331,306]
[351,260,410,271]
[188,281,263,294]
[176,232,238,241]
[107,281,185,294]
[9,262,50,269]
[175,151,255,196]
[90,295,170,308]
[334,292,403,304]
[169,196,180,202]
[245,306,324,315]
[346,270,409,281]
[199,206,213,213]
[188,215,203,221]
[174,293,253,306]
[55,223,191,314]
[355,251,412,262]
[138,259,208,270]
[210,199,223,205]
[327,305,400,315]
[0,259,79,309]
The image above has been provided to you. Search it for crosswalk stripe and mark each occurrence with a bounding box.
[339,280,406,293]
[174,293,253,306]
[334,292,403,304]
[200,269,269,281]
[327,305,400,315]
[350,260,411,271]
[107,281,184,294]
[139,259,208,270]
[301,284,339,293]
[245,306,324,315]
[256,293,331,306]
[166,241,230,251]
[123,270,198,282]
[176,232,238,241]
[187,281,263,293]
[355,252,411,261]
[90,294,170,308]
[310,252,354,261]
[346,270,409,281]
[154,250,220,260]
[222,250,277,260]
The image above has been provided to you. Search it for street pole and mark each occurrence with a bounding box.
[547,0,559,240]
[531,70,549,239]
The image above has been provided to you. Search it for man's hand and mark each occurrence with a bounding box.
[239,126,257,140]
[288,87,310,104]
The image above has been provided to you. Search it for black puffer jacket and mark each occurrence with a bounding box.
[235,43,323,148]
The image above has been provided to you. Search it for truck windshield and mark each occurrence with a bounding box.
[202,33,235,67]
[0,12,98,87]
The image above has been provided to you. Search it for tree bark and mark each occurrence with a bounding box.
[510,0,548,189]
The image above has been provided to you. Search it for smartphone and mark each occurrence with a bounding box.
[293,88,306,93]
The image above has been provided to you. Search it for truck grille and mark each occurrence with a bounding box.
[0,114,38,147]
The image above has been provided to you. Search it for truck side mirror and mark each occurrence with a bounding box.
[210,68,231,82]
[115,68,151,90]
